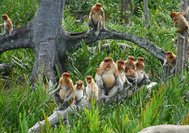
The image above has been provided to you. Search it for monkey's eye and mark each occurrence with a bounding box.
[77,84,82,86]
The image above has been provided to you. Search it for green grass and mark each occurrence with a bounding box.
[1,0,189,132]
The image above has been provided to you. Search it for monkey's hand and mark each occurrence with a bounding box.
[127,81,132,87]
[60,93,75,110]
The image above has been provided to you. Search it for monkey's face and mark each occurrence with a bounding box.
[170,12,176,18]
[63,75,70,83]
[104,61,111,71]
[166,52,173,59]
[2,15,7,21]
[138,59,144,66]
[87,78,92,84]
[118,61,124,70]
[128,57,134,64]
[77,83,83,89]
[62,72,71,83]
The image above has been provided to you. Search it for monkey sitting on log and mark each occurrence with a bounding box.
[88,3,106,36]
[49,72,75,110]
[95,57,123,98]
[134,57,150,88]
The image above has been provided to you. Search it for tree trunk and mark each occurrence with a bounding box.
[175,1,189,77]
[143,0,151,29]
[0,0,166,89]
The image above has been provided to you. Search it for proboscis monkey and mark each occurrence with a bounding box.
[88,3,106,36]
[49,72,75,110]
[0,14,13,35]
[95,57,123,98]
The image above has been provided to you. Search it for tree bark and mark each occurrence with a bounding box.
[0,0,166,89]
[143,0,151,29]
[28,83,157,132]
[175,1,189,77]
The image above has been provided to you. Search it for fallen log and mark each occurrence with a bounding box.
[139,124,189,133]
[28,82,157,132]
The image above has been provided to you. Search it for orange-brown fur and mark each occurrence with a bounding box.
[124,56,136,70]
[135,57,144,71]
[89,3,105,26]
[75,80,84,90]
[166,51,176,71]
[125,66,136,80]
[88,3,105,36]
[85,76,98,100]
[117,60,125,72]
[170,12,188,34]
[166,51,176,63]
[1,14,13,35]
[58,72,75,105]
[96,57,119,88]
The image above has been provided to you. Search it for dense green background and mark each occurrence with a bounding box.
[0,0,189,132]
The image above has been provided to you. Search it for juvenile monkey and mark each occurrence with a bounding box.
[85,76,98,101]
[0,14,13,35]
[49,72,75,110]
[166,51,176,72]
[74,80,85,105]
[116,60,132,87]
[170,8,189,37]
[124,56,136,70]
[88,3,106,36]
[125,66,137,86]
[95,57,123,97]
[135,57,150,88]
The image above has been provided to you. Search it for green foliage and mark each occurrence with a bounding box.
[0,0,189,132]
[0,0,38,27]
[0,0,37,82]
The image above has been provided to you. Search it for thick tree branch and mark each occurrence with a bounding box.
[0,24,31,54]
[65,29,166,62]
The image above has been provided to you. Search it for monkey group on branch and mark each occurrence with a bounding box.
[49,56,152,111]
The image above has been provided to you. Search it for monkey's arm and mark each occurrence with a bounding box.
[88,8,95,30]
[95,66,104,88]
[115,68,123,92]
[125,75,132,87]
[49,85,61,100]
[60,93,75,109]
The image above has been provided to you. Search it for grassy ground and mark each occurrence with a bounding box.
[0,0,189,132]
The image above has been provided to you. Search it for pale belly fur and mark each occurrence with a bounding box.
[75,90,83,101]
[92,14,102,25]
[136,70,144,83]
[102,73,115,88]
[120,72,126,84]
[58,86,70,100]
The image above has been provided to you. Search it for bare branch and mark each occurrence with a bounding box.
[65,30,166,62]
[0,24,31,54]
